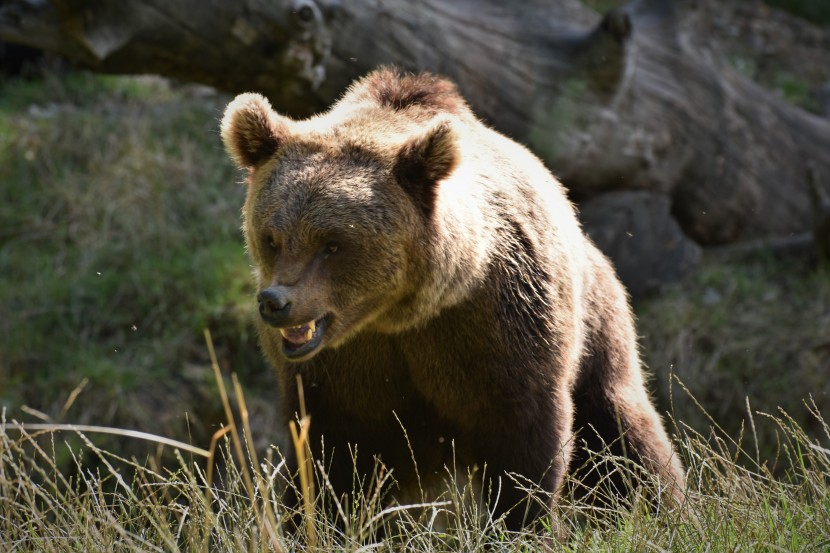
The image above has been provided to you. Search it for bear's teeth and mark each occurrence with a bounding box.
[279,320,317,344]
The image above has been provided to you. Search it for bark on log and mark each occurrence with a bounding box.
[2,0,828,251]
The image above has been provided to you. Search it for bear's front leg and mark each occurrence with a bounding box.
[467,386,574,533]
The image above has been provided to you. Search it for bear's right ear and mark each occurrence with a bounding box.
[221,93,292,170]
[394,122,458,216]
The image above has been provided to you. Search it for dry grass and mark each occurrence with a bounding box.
[2,338,829,551]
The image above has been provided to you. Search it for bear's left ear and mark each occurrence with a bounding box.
[221,93,292,170]
[393,122,458,216]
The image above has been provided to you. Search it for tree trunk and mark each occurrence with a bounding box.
[2,0,828,279]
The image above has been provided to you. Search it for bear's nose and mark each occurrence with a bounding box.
[257,286,292,327]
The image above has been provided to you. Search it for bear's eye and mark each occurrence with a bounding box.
[265,237,280,254]
[324,241,340,255]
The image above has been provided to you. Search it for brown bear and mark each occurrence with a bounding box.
[220,67,685,531]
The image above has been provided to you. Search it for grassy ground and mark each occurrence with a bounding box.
[0,69,265,458]
[1,68,829,550]
[2,370,829,551]
[638,254,830,466]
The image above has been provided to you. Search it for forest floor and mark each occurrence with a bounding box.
[685,0,830,115]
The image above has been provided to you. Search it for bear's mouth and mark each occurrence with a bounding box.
[279,315,327,360]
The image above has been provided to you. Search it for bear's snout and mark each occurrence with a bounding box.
[257,286,292,327]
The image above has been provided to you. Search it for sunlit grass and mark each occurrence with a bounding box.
[2,354,829,551]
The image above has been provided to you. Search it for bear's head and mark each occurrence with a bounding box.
[221,70,463,361]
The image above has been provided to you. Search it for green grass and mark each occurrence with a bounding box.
[637,254,830,466]
[0,71,178,112]
[0,70,258,448]
[773,73,821,113]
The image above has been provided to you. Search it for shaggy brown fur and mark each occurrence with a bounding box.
[221,67,685,531]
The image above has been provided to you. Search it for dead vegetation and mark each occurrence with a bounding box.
[2,334,829,551]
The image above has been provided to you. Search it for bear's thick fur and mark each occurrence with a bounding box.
[221,68,685,529]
